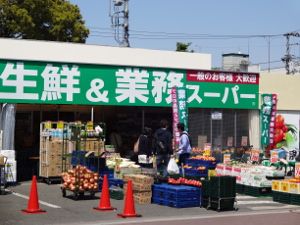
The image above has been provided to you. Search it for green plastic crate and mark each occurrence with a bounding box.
[201,196,209,208]
[109,189,124,200]
[236,183,245,194]
[244,185,272,197]
[290,193,300,206]
[202,180,210,197]
[272,191,290,204]
[209,197,235,211]
[209,176,236,198]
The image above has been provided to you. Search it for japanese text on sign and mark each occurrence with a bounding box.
[0,60,259,109]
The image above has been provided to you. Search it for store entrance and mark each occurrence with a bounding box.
[14,104,172,181]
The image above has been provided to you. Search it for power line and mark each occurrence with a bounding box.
[89,26,284,38]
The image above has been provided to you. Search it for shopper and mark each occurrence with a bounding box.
[109,125,123,153]
[137,127,154,168]
[176,122,191,166]
[154,119,173,176]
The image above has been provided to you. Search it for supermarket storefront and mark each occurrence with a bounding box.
[0,58,259,180]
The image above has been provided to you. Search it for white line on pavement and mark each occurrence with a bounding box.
[236,195,258,200]
[67,209,299,225]
[250,205,300,210]
[237,200,280,205]
[10,191,61,209]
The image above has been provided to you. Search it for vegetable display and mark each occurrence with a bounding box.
[61,165,99,192]
[168,177,202,187]
[273,114,298,149]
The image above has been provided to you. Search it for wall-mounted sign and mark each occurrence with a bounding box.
[211,111,222,120]
[0,60,259,109]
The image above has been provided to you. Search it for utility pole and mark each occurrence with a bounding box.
[268,36,270,73]
[109,0,130,47]
[282,32,300,74]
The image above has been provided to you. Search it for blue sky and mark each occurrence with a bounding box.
[70,0,300,69]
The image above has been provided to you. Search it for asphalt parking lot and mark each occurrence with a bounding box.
[1,180,300,225]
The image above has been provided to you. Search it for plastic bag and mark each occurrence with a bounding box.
[133,137,140,153]
[138,154,153,164]
[167,157,179,175]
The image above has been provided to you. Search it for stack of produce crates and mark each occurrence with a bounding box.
[272,179,300,205]
[123,174,154,204]
[204,176,237,211]
[201,180,210,208]
[182,157,217,179]
[152,183,201,208]
[235,183,245,194]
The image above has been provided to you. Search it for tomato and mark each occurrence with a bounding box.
[275,115,285,128]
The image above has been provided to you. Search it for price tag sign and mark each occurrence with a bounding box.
[241,136,248,147]
[203,143,211,156]
[227,136,233,147]
[250,149,260,162]
[295,163,300,179]
[86,121,94,131]
[57,121,64,129]
[45,121,52,129]
[270,151,278,164]
[223,154,231,164]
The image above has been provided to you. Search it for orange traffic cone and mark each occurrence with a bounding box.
[117,179,141,218]
[22,175,46,214]
[94,175,116,211]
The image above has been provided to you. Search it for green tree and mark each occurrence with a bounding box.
[176,42,194,52]
[0,0,89,43]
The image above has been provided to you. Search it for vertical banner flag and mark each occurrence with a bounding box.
[172,87,180,145]
[172,87,188,146]
[261,94,277,147]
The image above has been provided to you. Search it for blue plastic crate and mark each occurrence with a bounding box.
[84,157,106,172]
[99,169,114,179]
[185,159,217,169]
[184,168,208,177]
[71,150,86,166]
[152,196,200,208]
[152,184,201,200]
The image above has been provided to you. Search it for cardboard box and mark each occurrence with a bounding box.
[123,184,152,196]
[40,163,63,177]
[134,195,152,204]
[115,168,142,179]
[0,150,15,161]
[225,166,232,176]
[289,182,300,194]
[123,182,152,192]
[272,180,281,191]
[123,174,154,185]
[280,181,290,192]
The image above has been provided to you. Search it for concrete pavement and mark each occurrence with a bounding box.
[0,181,299,225]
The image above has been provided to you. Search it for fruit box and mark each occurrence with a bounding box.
[289,182,300,194]
[134,195,152,204]
[123,174,154,185]
[272,180,281,191]
[123,182,152,192]
[280,181,290,193]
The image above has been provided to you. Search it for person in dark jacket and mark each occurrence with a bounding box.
[138,127,153,157]
[154,119,173,176]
